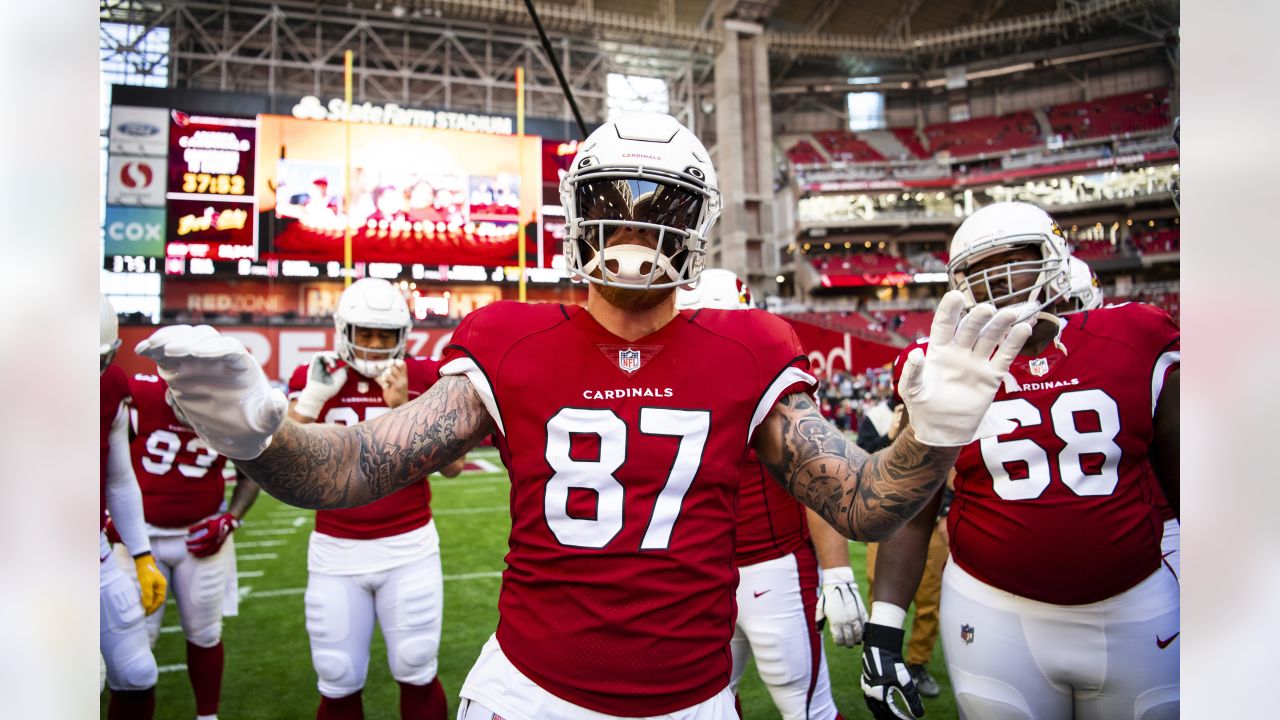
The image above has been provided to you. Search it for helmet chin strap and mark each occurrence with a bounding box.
[583,244,680,286]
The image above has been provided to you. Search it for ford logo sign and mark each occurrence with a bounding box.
[118,122,160,137]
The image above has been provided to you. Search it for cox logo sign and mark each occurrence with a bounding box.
[104,207,166,257]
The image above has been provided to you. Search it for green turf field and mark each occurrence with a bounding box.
[103,447,957,719]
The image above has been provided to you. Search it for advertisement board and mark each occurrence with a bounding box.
[783,318,900,376]
[166,111,258,259]
[104,206,166,257]
[107,156,166,206]
[254,114,542,266]
[108,106,169,157]
[114,325,457,382]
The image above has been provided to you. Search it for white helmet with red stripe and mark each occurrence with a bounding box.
[947,201,1072,324]
[100,294,121,374]
[561,112,722,290]
[675,268,754,310]
[334,278,412,378]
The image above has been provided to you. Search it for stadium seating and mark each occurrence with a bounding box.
[1131,228,1180,255]
[890,128,930,159]
[814,131,886,163]
[923,112,1041,158]
[1109,290,1180,323]
[786,311,895,342]
[890,310,936,341]
[811,252,912,276]
[785,139,826,166]
[1069,238,1120,260]
[1047,88,1171,141]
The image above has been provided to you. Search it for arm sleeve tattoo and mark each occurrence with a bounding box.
[755,392,959,542]
[235,375,494,509]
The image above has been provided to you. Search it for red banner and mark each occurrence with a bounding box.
[115,325,457,383]
[818,271,914,288]
[783,318,900,377]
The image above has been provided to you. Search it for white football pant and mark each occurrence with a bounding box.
[458,635,737,720]
[100,555,158,691]
[730,548,839,720]
[1161,518,1179,579]
[305,551,444,698]
[940,558,1180,720]
[116,534,228,648]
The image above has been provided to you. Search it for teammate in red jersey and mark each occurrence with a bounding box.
[861,202,1179,720]
[678,269,863,720]
[120,371,261,720]
[286,278,462,720]
[137,113,1031,720]
[100,295,166,720]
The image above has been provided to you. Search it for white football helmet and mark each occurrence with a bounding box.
[947,201,1072,324]
[1059,256,1104,315]
[675,268,754,310]
[561,112,722,290]
[100,294,121,374]
[333,278,412,378]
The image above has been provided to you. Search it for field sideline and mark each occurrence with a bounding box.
[101,447,957,719]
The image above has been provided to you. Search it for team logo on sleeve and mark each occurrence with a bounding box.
[618,348,642,373]
[960,624,975,644]
[1028,358,1049,376]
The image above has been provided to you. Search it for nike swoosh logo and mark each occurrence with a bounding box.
[753,590,771,598]
[1161,551,1175,559]
[1156,632,1179,648]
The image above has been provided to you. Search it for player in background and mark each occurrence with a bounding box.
[121,371,262,720]
[860,202,1179,720]
[286,278,463,720]
[137,113,1031,720]
[1057,254,1179,579]
[100,295,166,720]
[677,269,865,720]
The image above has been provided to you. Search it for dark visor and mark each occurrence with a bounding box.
[575,178,703,232]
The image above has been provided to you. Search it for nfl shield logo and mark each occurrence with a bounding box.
[357,381,370,393]
[960,624,975,644]
[1028,358,1049,377]
[618,348,642,374]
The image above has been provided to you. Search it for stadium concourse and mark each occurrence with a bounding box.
[100,0,1179,718]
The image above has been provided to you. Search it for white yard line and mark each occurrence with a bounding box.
[237,570,265,579]
[242,528,299,536]
[158,664,188,673]
[236,553,279,561]
[236,540,288,549]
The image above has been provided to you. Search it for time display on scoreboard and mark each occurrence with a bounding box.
[180,172,247,195]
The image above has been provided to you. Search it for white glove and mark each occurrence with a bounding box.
[817,566,869,647]
[898,291,1032,447]
[135,325,287,461]
[293,351,348,420]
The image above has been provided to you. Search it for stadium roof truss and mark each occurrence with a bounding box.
[101,0,1175,126]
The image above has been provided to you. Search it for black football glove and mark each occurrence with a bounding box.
[861,623,926,720]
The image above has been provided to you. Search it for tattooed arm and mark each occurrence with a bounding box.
[754,392,958,542]
[236,375,493,510]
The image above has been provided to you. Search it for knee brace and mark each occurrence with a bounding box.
[312,649,363,698]
[107,643,158,691]
[389,636,439,684]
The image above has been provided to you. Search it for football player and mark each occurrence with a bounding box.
[100,295,165,720]
[860,201,1179,720]
[137,112,1030,720]
[677,269,864,720]
[286,277,462,720]
[121,370,262,720]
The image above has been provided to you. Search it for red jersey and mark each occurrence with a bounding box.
[287,357,440,540]
[893,302,1179,605]
[100,365,132,532]
[128,373,230,528]
[440,302,816,716]
[733,450,810,567]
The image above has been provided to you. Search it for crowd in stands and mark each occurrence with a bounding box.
[811,251,913,276]
[1047,89,1171,142]
[814,367,896,432]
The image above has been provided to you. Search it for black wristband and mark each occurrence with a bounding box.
[864,622,905,649]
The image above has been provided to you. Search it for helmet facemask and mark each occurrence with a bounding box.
[950,239,1070,324]
[335,322,408,379]
[100,339,121,375]
[568,171,709,290]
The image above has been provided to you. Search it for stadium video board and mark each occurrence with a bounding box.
[254,115,544,267]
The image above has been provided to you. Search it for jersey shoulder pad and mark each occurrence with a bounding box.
[1079,302,1178,355]
[445,301,568,368]
[690,308,806,367]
